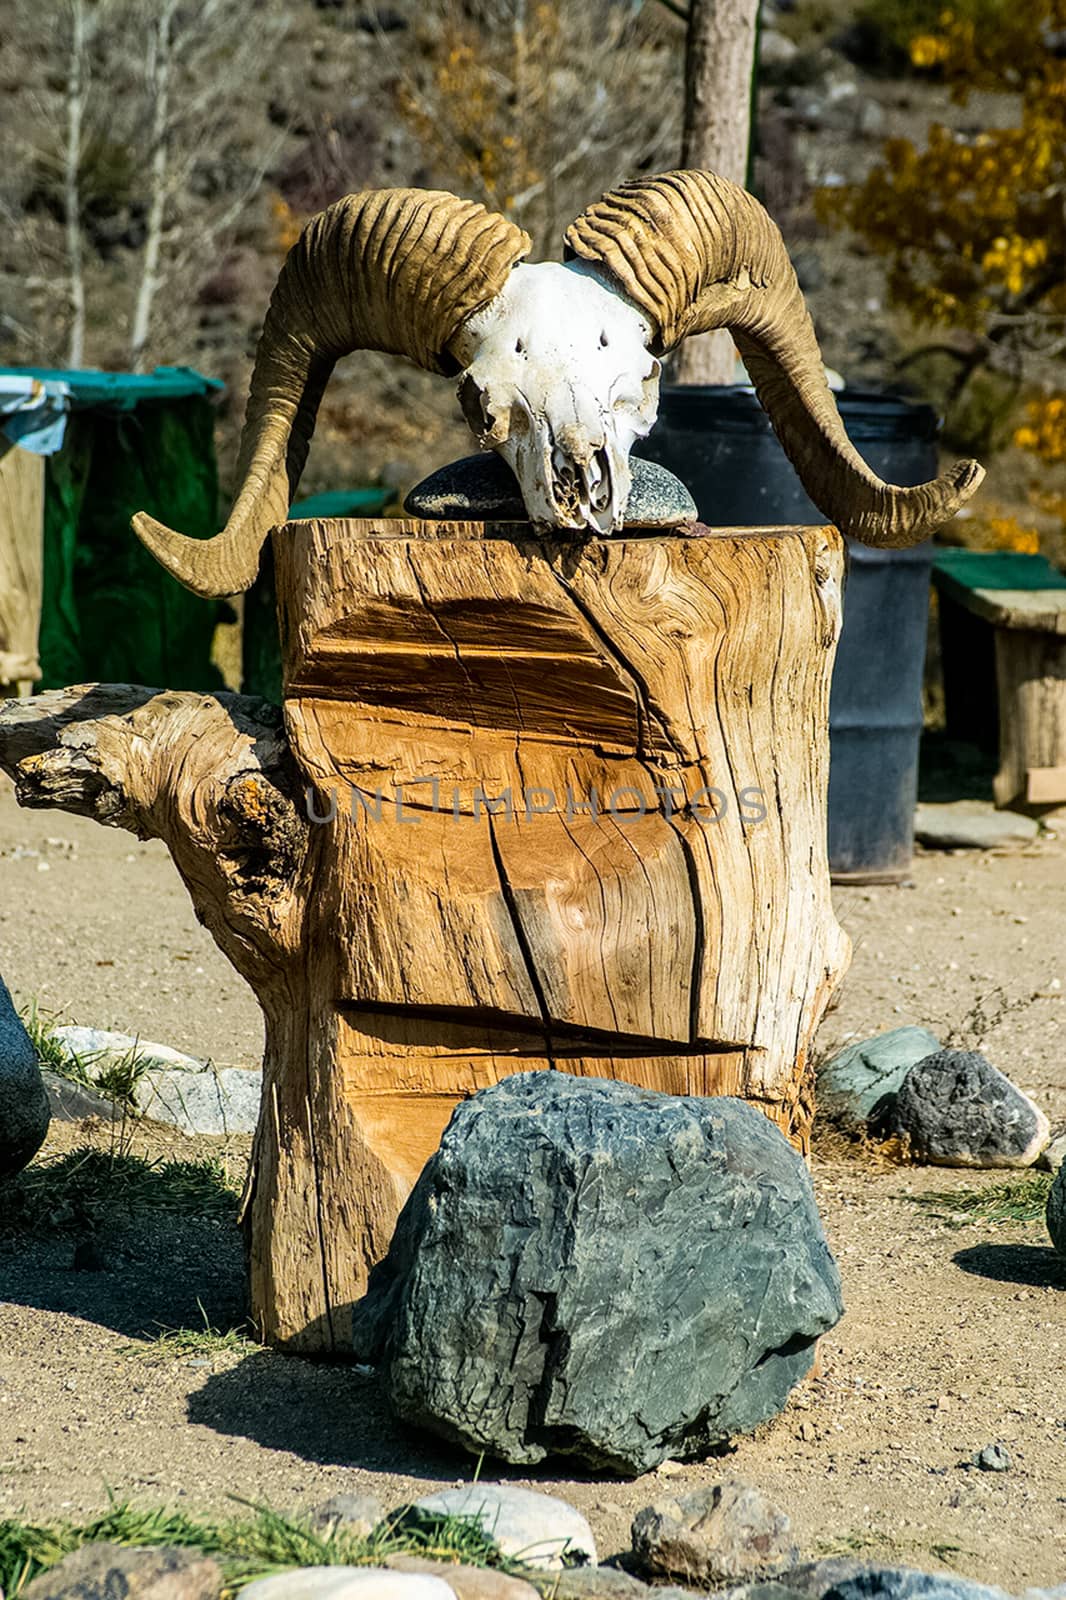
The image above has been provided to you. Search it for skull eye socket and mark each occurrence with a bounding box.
[515,338,525,354]
[599,331,609,347]
[458,374,496,438]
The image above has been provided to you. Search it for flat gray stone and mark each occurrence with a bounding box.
[41,1068,120,1123]
[22,1540,222,1599]
[412,1485,596,1571]
[1048,1163,1066,1255]
[351,1072,843,1476]
[817,1027,941,1130]
[890,1050,1049,1168]
[914,802,1039,851]
[49,1026,261,1134]
[405,454,697,528]
[309,1492,386,1537]
[136,1065,261,1135]
[631,1480,797,1584]
[238,1573,457,1600]
[0,974,49,1178]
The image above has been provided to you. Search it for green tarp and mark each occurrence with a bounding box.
[39,395,225,689]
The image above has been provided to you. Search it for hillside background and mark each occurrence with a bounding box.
[0,0,1062,561]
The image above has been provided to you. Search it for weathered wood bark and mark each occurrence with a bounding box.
[0,440,45,695]
[0,519,850,1353]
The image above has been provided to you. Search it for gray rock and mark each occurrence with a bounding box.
[404,454,697,529]
[821,1572,1009,1600]
[1047,1163,1066,1255]
[759,28,799,65]
[0,975,49,1178]
[817,1027,941,1131]
[309,1492,386,1537]
[384,1557,540,1600]
[136,1065,262,1135]
[914,802,1040,851]
[975,1443,1012,1472]
[890,1050,1049,1168]
[49,1026,261,1134]
[238,1573,458,1600]
[720,1568,1066,1600]
[412,1485,596,1571]
[351,1072,843,1476]
[632,1480,797,1584]
[1037,1128,1066,1174]
[547,1570,651,1600]
[22,1541,222,1599]
[41,1067,120,1123]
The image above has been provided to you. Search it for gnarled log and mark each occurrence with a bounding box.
[1,518,850,1352]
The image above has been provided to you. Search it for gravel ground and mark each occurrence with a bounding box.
[1,783,1064,1589]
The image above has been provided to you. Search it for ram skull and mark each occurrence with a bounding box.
[450,261,659,535]
[131,176,984,599]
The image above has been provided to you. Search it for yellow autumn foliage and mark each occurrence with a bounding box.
[820,0,1065,348]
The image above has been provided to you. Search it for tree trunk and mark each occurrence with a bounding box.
[63,0,87,369]
[674,0,760,386]
[0,518,850,1353]
[0,441,44,695]
[130,0,177,371]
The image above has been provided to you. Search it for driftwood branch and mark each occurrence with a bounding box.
[0,684,310,990]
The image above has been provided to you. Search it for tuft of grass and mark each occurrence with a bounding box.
[0,1147,240,1234]
[0,1499,526,1600]
[127,1302,257,1364]
[20,999,76,1077]
[19,1001,151,1110]
[907,1172,1053,1227]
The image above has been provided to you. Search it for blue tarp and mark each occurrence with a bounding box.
[0,366,222,456]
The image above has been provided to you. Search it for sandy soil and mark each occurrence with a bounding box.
[1,782,1064,1589]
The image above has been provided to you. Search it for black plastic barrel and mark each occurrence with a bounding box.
[636,386,939,881]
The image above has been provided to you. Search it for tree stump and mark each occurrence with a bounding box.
[0,517,850,1353]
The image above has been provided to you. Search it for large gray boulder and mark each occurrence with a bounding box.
[351,1072,843,1475]
[0,975,49,1178]
[1048,1163,1066,1256]
[890,1050,1049,1168]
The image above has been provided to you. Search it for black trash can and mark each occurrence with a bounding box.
[636,385,939,881]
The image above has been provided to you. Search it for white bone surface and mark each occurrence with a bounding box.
[451,261,660,533]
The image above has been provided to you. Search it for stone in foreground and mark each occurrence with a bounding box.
[890,1050,1049,1168]
[0,973,49,1178]
[817,1027,940,1131]
[351,1072,843,1474]
[238,1572,458,1600]
[22,1541,222,1599]
[631,1480,797,1585]
[385,1555,542,1600]
[913,802,1040,851]
[405,453,697,527]
[309,1493,386,1537]
[1048,1163,1066,1256]
[412,1485,596,1570]
[51,1025,261,1134]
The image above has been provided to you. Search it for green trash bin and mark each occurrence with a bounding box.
[0,365,225,691]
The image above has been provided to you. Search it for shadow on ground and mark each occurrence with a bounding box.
[952,1242,1066,1288]
[186,1355,623,1486]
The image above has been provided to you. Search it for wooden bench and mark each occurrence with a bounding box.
[933,548,1066,808]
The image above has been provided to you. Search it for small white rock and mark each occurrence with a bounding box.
[413,1485,597,1571]
[238,1570,458,1600]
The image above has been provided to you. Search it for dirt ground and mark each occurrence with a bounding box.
[1,780,1064,1590]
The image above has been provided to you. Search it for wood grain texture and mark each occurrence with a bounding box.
[0,441,44,692]
[992,627,1066,808]
[0,518,851,1353]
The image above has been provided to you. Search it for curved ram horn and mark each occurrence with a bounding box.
[564,170,983,547]
[133,189,530,597]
